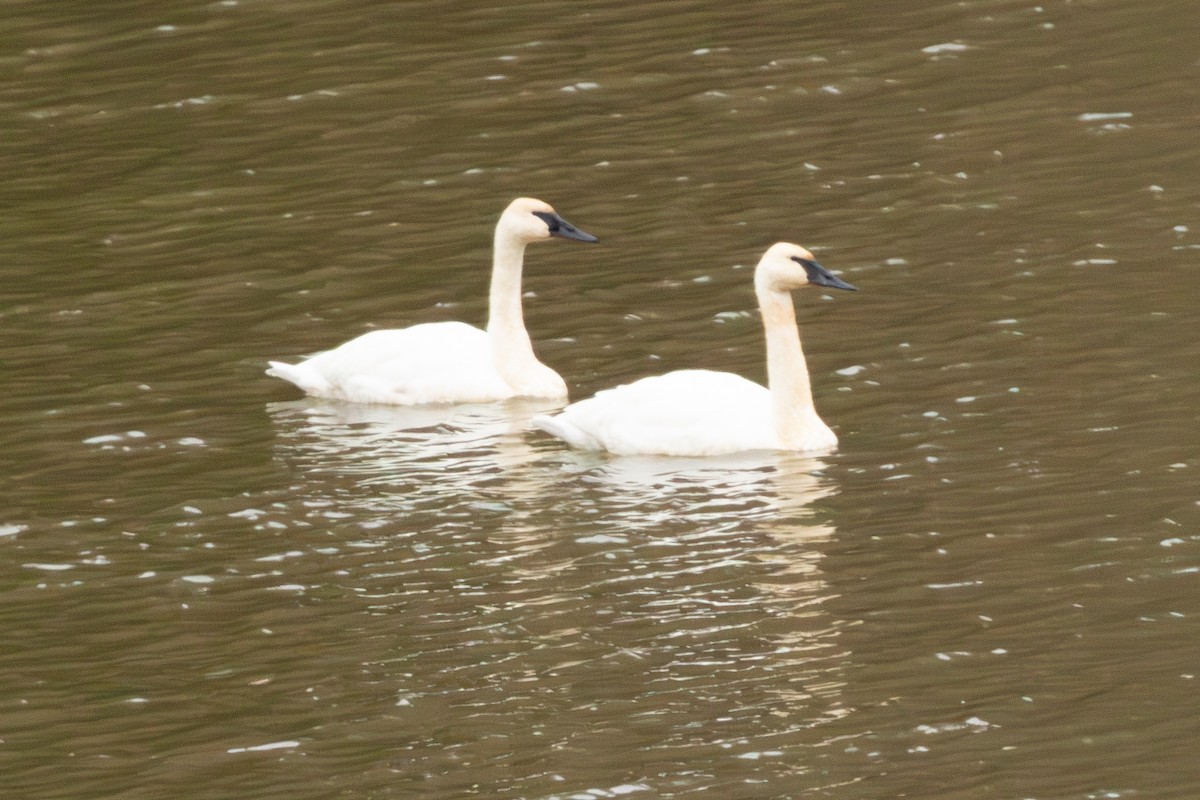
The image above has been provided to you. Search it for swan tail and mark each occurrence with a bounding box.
[266,360,332,395]
[532,413,603,451]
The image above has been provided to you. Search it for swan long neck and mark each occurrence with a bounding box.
[486,227,540,379]
[757,282,822,446]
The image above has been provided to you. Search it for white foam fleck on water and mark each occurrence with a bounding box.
[1078,112,1132,121]
[576,534,627,544]
[155,96,216,109]
[181,575,215,584]
[836,365,866,376]
[83,434,123,445]
[256,551,304,562]
[24,563,74,571]
[227,740,300,754]
[0,524,27,537]
[922,42,971,54]
[916,716,994,734]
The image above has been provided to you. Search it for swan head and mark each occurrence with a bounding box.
[499,197,598,244]
[755,242,857,293]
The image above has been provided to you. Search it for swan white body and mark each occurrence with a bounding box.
[533,242,856,456]
[267,198,597,405]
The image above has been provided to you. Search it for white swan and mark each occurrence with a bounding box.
[267,197,597,405]
[532,242,857,456]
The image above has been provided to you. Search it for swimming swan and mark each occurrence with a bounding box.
[532,242,857,456]
[267,197,598,405]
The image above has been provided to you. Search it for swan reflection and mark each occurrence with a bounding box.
[269,401,854,746]
[267,396,561,453]
[266,398,561,514]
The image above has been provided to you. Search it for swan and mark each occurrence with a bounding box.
[267,197,597,405]
[532,242,857,456]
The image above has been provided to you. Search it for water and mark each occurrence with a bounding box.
[3,0,1200,797]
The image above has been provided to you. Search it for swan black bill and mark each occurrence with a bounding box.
[793,257,857,291]
[532,211,599,243]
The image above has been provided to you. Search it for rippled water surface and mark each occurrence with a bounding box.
[3,1,1200,798]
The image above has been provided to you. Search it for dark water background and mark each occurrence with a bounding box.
[2,1,1199,797]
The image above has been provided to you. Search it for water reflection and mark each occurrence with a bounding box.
[267,395,553,478]
[569,449,838,524]
[267,396,562,460]
[354,449,852,797]
[267,398,853,795]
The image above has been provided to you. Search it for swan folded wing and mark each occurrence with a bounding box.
[286,322,513,404]
[551,369,776,456]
